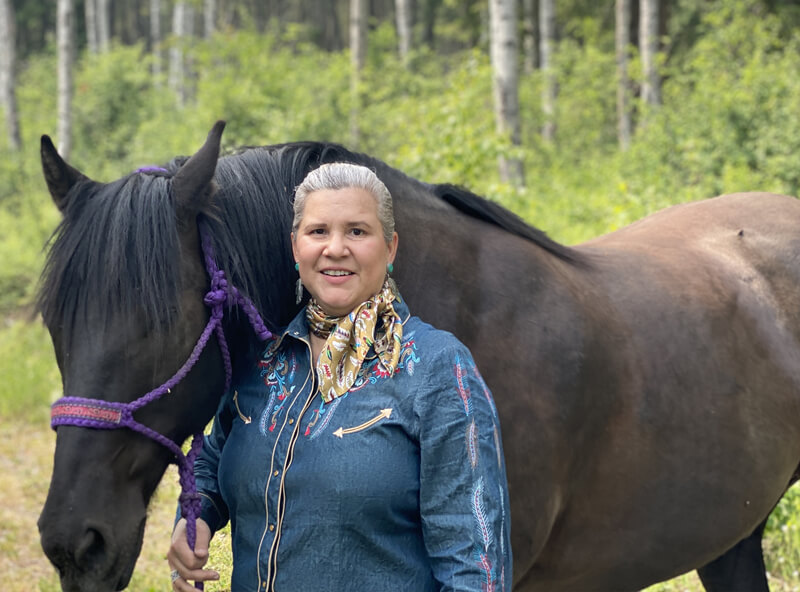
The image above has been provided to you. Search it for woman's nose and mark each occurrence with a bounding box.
[324,232,347,256]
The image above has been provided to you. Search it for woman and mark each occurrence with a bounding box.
[168,163,512,591]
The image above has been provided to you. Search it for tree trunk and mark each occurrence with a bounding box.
[539,0,556,141]
[616,0,632,150]
[489,0,524,187]
[422,0,440,49]
[169,1,188,105]
[85,0,98,54]
[56,0,74,160]
[0,0,21,150]
[97,0,110,52]
[395,0,412,64]
[522,0,537,74]
[151,0,162,83]
[639,0,661,106]
[349,0,367,147]
[204,0,216,38]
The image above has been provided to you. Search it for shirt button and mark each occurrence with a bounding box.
[273,470,279,476]
[288,418,294,424]
[269,524,275,531]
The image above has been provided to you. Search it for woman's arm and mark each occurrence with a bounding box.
[418,344,512,592]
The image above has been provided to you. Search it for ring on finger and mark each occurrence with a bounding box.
[171,569,181,583]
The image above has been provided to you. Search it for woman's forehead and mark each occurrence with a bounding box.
[302,187,379,220]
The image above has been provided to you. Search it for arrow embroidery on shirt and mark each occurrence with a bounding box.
[333,408,392,438]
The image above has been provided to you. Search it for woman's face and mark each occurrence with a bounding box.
[292,187,398,317]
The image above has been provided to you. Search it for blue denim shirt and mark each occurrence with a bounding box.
[194,296,512,591]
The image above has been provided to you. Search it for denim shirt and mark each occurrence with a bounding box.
[194,296,512,592]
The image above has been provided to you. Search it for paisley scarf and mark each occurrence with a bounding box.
[306,280,403,403]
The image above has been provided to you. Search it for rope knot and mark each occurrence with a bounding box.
[204,288,228,307]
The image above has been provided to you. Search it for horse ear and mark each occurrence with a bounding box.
[172,120,226,212]
[40,135,88,212]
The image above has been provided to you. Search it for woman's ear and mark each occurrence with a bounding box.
[387,232,399,263]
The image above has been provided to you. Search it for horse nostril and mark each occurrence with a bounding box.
[74,526,107,571]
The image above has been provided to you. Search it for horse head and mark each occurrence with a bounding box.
[37,122,230,591]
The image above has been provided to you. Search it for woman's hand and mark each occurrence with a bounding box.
[167,518,220,591]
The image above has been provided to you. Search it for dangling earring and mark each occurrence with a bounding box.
[386,262,398,294]
[295,262,304,305]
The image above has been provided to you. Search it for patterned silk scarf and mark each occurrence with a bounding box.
[306,280,403,403]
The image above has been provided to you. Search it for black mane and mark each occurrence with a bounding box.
[38,141,579,338]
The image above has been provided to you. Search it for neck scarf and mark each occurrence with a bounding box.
[306,280,403,403]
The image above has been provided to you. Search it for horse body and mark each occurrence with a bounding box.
[390,182,800,589]
[37,123,800,591]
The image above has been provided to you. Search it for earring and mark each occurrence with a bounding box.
[387,263,394,274]
[295,262,303,305]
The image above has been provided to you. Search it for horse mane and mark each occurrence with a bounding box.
[38,140,581,338]
[38,171,184,338]
[431,183,583,264]
[254,141,582,264]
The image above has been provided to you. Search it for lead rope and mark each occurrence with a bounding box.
[50,217,272,590]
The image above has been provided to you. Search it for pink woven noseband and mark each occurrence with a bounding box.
[50,218,272,590]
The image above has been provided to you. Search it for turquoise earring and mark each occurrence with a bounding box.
[387,263,394,273]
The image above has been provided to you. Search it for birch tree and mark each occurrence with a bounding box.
[151,0,162,83]
[97,0,110,51]
[56,0,74,159]
[0,0,20,150]
[616,0,632,149]
[349,0,367,147]
[539,0,556,141]
[489,0,524,186]
[204,0,216,38]
[640,0,661,106]
[85,0,98,54]
[169,1,194,106]
[395,0,412,65]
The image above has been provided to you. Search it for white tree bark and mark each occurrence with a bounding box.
[169,1,195,105]
[395,0,412,64]
[349,0,367,147]
[539,0,556,142]
[151,0,162,83]
[616,0,632,149]
[489,0,524,187]
[57,0,74,159]
[85,0,97,54]
[639,0,661,106]
[0,0,20,150]
[97,0,110,52]
[204,0,216,38]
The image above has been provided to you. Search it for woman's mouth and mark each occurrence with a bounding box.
[322,270,353,277]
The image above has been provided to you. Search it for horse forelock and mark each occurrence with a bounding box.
[37,171,183,338]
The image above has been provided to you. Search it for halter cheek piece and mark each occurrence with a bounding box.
[49,218,272,590]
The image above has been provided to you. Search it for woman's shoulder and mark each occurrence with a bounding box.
[402,316,474,364]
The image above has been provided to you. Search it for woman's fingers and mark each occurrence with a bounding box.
[168,519,219,590]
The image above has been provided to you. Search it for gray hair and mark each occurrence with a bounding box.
[292,163,395,243]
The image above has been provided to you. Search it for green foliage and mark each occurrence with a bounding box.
[0,320,59,424]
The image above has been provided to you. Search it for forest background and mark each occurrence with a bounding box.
[2,0,800,590]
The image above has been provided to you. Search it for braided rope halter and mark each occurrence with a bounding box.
[50,217,272,590]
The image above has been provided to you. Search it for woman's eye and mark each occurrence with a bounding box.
[351,228,364,236]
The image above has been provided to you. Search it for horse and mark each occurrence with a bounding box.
[37,121,800,592]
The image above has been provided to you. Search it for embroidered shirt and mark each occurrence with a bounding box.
[193,296,512,591]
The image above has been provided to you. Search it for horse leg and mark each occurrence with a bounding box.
[695,518,769,592]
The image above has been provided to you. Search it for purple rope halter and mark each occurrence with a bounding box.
[50,218,272,590]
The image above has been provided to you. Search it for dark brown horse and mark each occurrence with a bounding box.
[37,122,800,591]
